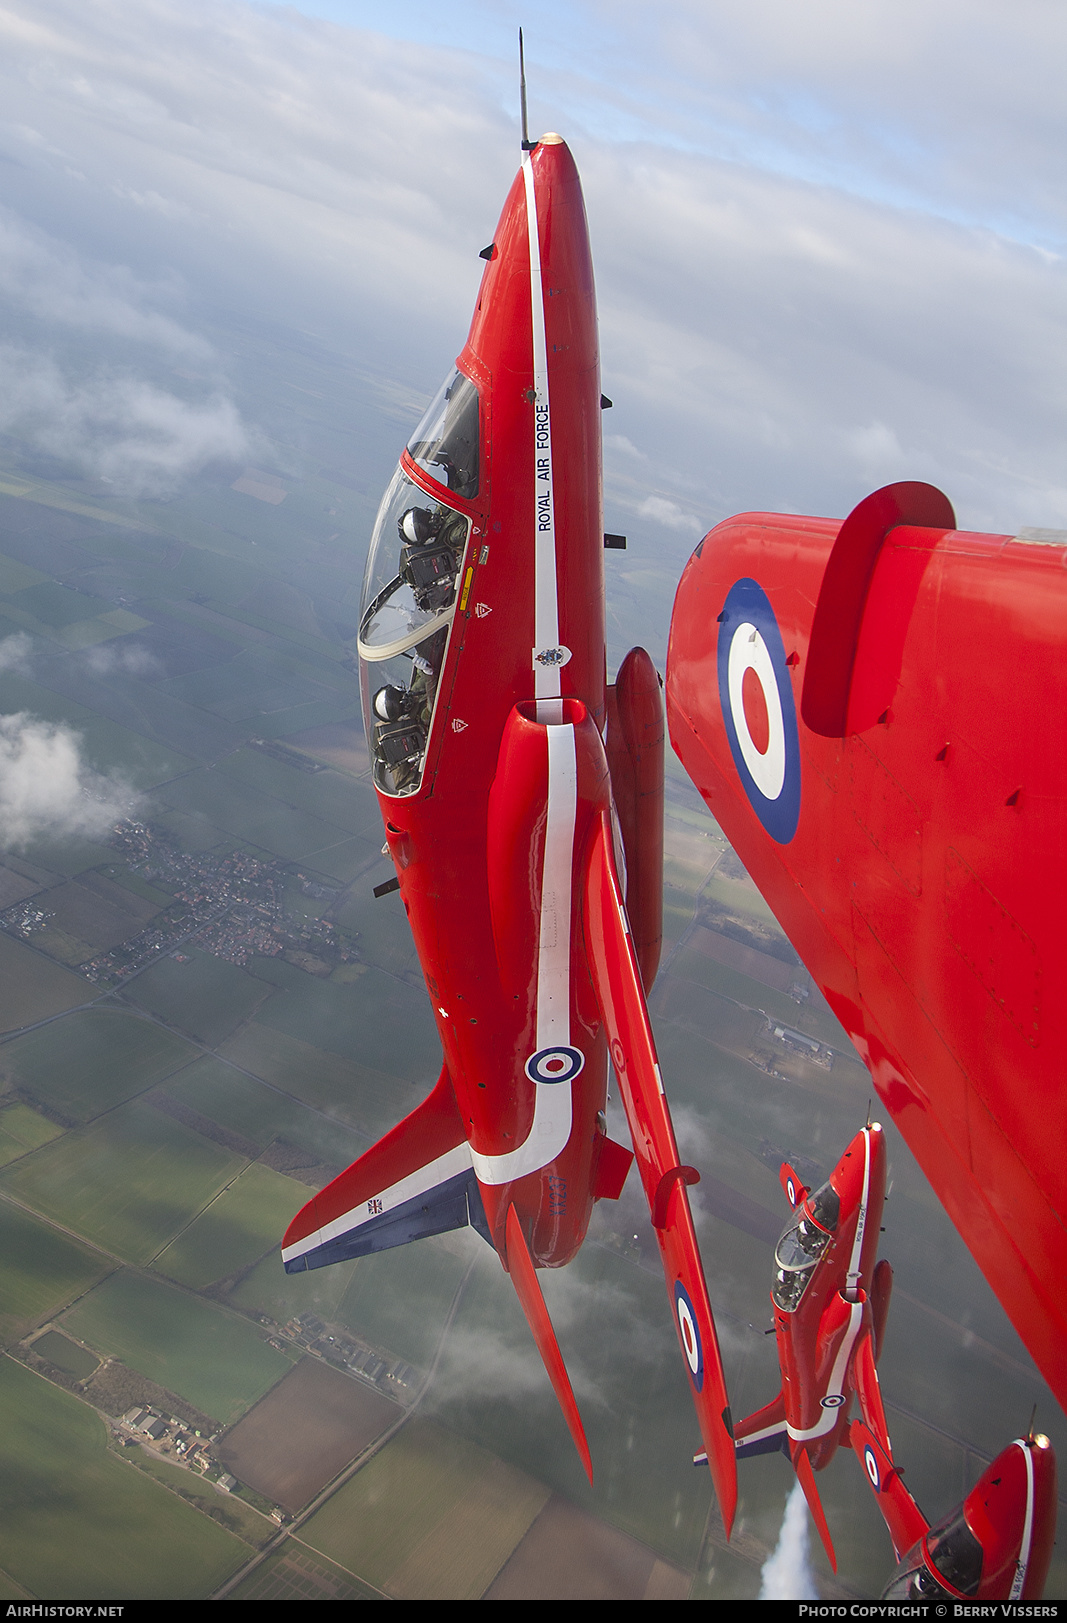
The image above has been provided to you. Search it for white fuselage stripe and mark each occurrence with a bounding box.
[281,1142,472,1262]
[845,1128,872,1299]
[522,153,561,709]
[1009,1439,1036,1599]
[471,721,577,1185]
[787,1298,865,1442]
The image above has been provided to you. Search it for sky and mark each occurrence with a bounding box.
[0,0,1064,539]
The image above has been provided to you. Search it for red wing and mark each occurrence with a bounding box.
[794,1447,837,1572]
[582,810,737,1536]
[849,1417,929,1560]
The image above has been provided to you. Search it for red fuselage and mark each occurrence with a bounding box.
[369,137,606,1266]
[666,484,1067,1415]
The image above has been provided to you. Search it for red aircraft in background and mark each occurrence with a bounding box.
[281,132,737,1528]
[853,1384,1057,1600]
[727,1123,892,1571]
[666,483,1067,1423]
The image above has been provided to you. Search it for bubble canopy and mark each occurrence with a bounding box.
[358,468,470,662]
[406,367,479,499]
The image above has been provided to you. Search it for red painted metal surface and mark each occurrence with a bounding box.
[666,483,1067,1420]
[283,136,735,1524]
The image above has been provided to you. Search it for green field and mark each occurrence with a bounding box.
[0,1357,248,1598]
[61,1269,294,1425]
[218,1022,401,1137]
[153,1163,304,1289]
[0,933,90,1034]
[121,950,271,1048]
[300,1417,549,1599]
[0,1102,63,1166]
[216,747,380,835]
[155,766,357,864]
[0,1198,109,1345]
[161,1054,369,1168]
[230,1244,353,1325]
[2,1009,197,1124]
[335,1237,471,1369]
[251,965,440,1087]
[0,1100,243,1264]
[123,1446,272,1547]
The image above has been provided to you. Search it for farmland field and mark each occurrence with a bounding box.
[0,1100,243,1263]
[0,1103,63,1167]
[0,1358,248,1598]
[300,1417,548,1599]
[61,1269,294,1425]
[152,1162,304,1289]
[121,951,272,1048]
[0,934,90,1033]
[160,1054,369,1168]
[1,1009,196,1124]
[217,1357,399,1510]
[0,1198,109,1345]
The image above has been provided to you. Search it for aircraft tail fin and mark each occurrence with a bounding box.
[282,1064,484,1272]
[794,1446,838,1573]
[504,1203,592,1483]
[733,1390,790,1460]
[582,808,737,1537]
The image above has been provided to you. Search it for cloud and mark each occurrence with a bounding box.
[0,634,32,674]
[760,1479,819,1600]
[0,206,211,358]
[637,495,704,534]
[0,347,254,495]
[81,642,163,678]
[0,712,135,848]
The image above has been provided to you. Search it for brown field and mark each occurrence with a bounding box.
[485,1495,690,1600]
[284,720,367,775]
[230,1544,379,1601]
[216,1357,399,1511]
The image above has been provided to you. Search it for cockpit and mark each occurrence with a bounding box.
[771,1180,841,1312]
[357,368,480,797]
[882,1512,983,1601]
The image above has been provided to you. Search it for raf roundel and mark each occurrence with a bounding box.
[864,1444,881,1491]
[674,1281,704,1392]
[525,1045,585,1085]
[717,578,801,843]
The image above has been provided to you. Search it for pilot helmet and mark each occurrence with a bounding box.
[373,684,410,723]
[399,507,436,546]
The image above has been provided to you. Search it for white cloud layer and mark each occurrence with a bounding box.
[0,712,135,849]
[0,347,253,495]
[0,1,1061,536]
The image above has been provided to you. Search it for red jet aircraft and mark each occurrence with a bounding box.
[281,132,737,1528]
[853,1390,1057,1599]
[727,1123,892,1571]
[666,483,1067,1422]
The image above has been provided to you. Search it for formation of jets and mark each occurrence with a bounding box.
[281,112,1061,1599]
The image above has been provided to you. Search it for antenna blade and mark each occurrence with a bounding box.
[519,28,532,151]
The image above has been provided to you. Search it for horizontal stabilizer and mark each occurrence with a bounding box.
[505,1203,592,1483]
[734,1391,790,1460]
[582,809,737,1536]
[794,1446,837,1573]
[282,1065,485,1272]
